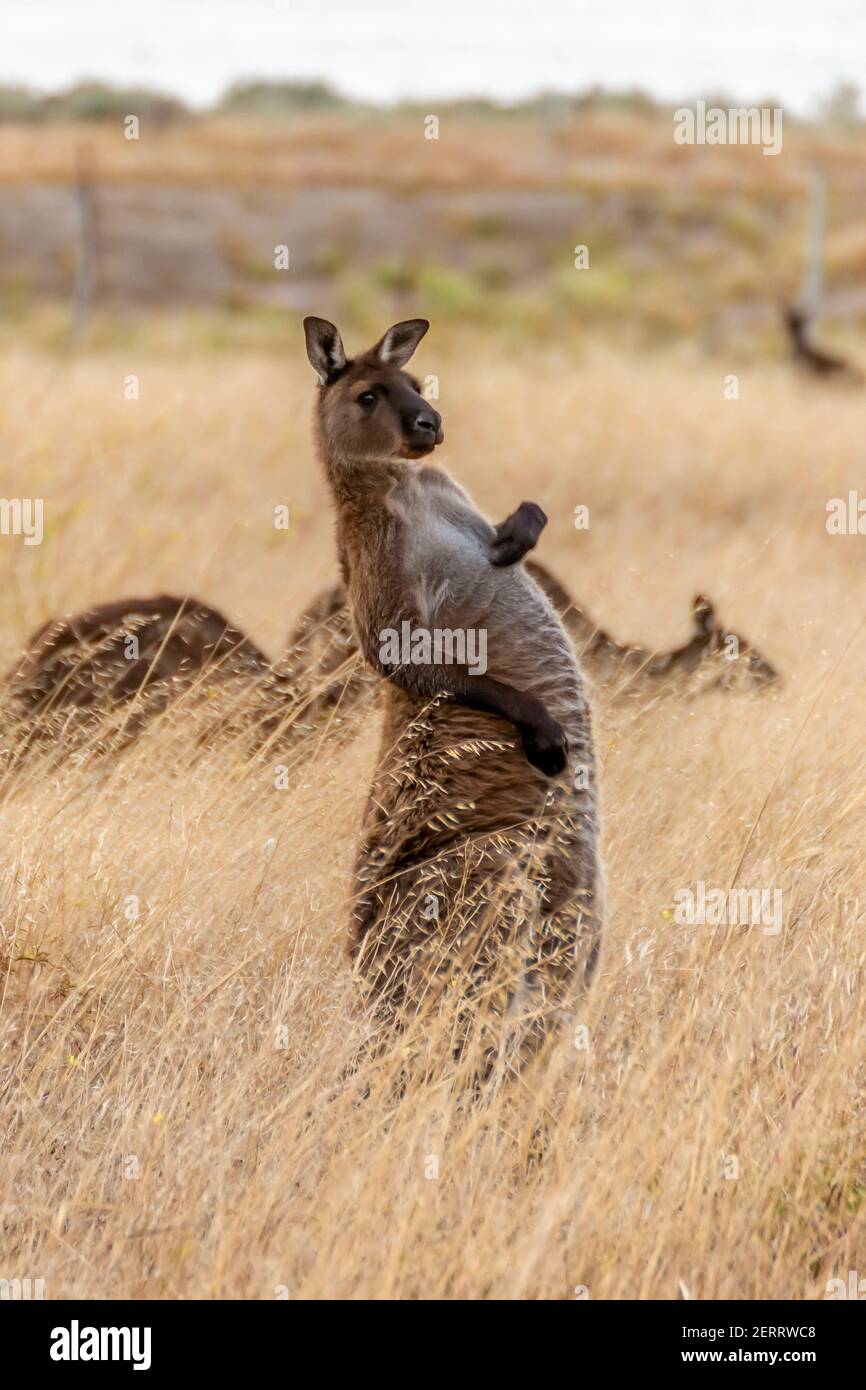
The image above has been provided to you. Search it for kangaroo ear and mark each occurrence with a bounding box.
[304,317,347,385]
[371,319,429,369]
[692,595,716,637]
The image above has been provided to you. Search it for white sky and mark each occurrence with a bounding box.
[2,0,864,113]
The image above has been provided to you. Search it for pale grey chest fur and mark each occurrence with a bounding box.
[387,468,494,624]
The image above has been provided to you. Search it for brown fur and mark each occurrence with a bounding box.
[305,316,603,1067]
[9,595,272,714]
[0,595,301,773]
[557,586,778,692]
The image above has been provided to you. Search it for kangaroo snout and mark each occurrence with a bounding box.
[409,408,443,450]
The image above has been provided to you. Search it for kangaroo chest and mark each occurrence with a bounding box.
[384,469,494,623]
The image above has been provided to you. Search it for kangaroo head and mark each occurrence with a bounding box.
[692,593,778,688]
[303,317,443,468]
[784,304,809,345]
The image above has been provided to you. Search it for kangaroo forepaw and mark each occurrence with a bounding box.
[520,716,569,777]
[489,501,548,567]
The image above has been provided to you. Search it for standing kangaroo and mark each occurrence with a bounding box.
[304,316,602,1065]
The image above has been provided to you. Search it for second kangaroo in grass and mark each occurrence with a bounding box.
[304,315,602,1066]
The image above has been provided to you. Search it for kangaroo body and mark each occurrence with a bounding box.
[304,315,600,1060]
[348,464,601,1052]
[9,595,272,717]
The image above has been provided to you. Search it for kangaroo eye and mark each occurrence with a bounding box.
[357,391,377,410]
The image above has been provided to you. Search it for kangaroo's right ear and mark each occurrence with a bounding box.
[304,317,347,385]
[692,595,716,637]
[371,319,429,369]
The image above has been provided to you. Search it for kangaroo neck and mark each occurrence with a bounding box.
[318,439,406,509]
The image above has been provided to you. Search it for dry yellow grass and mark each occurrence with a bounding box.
[2,335,866,1298]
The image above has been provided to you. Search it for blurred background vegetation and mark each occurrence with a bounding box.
[1,78,865,359]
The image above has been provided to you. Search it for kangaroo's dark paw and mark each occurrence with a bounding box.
[520,717,568,777]
[489,501,548,567]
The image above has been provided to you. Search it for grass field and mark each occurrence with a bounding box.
[2,334,866,1298]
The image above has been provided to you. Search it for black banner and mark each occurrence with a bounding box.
[3,1298,859,1375]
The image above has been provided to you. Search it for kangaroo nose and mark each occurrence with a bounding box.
[414,411,439,433]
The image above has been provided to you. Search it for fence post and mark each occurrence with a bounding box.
[70,143,98,345]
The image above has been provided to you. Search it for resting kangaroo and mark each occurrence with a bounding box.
[0,564,776,784]
[0,595,299,771]
[1,565,776,773]
[304,314,602,1063]
[783,305,862,383]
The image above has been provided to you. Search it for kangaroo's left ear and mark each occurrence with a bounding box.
[304,316,347,385]
[371,319,429,369]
